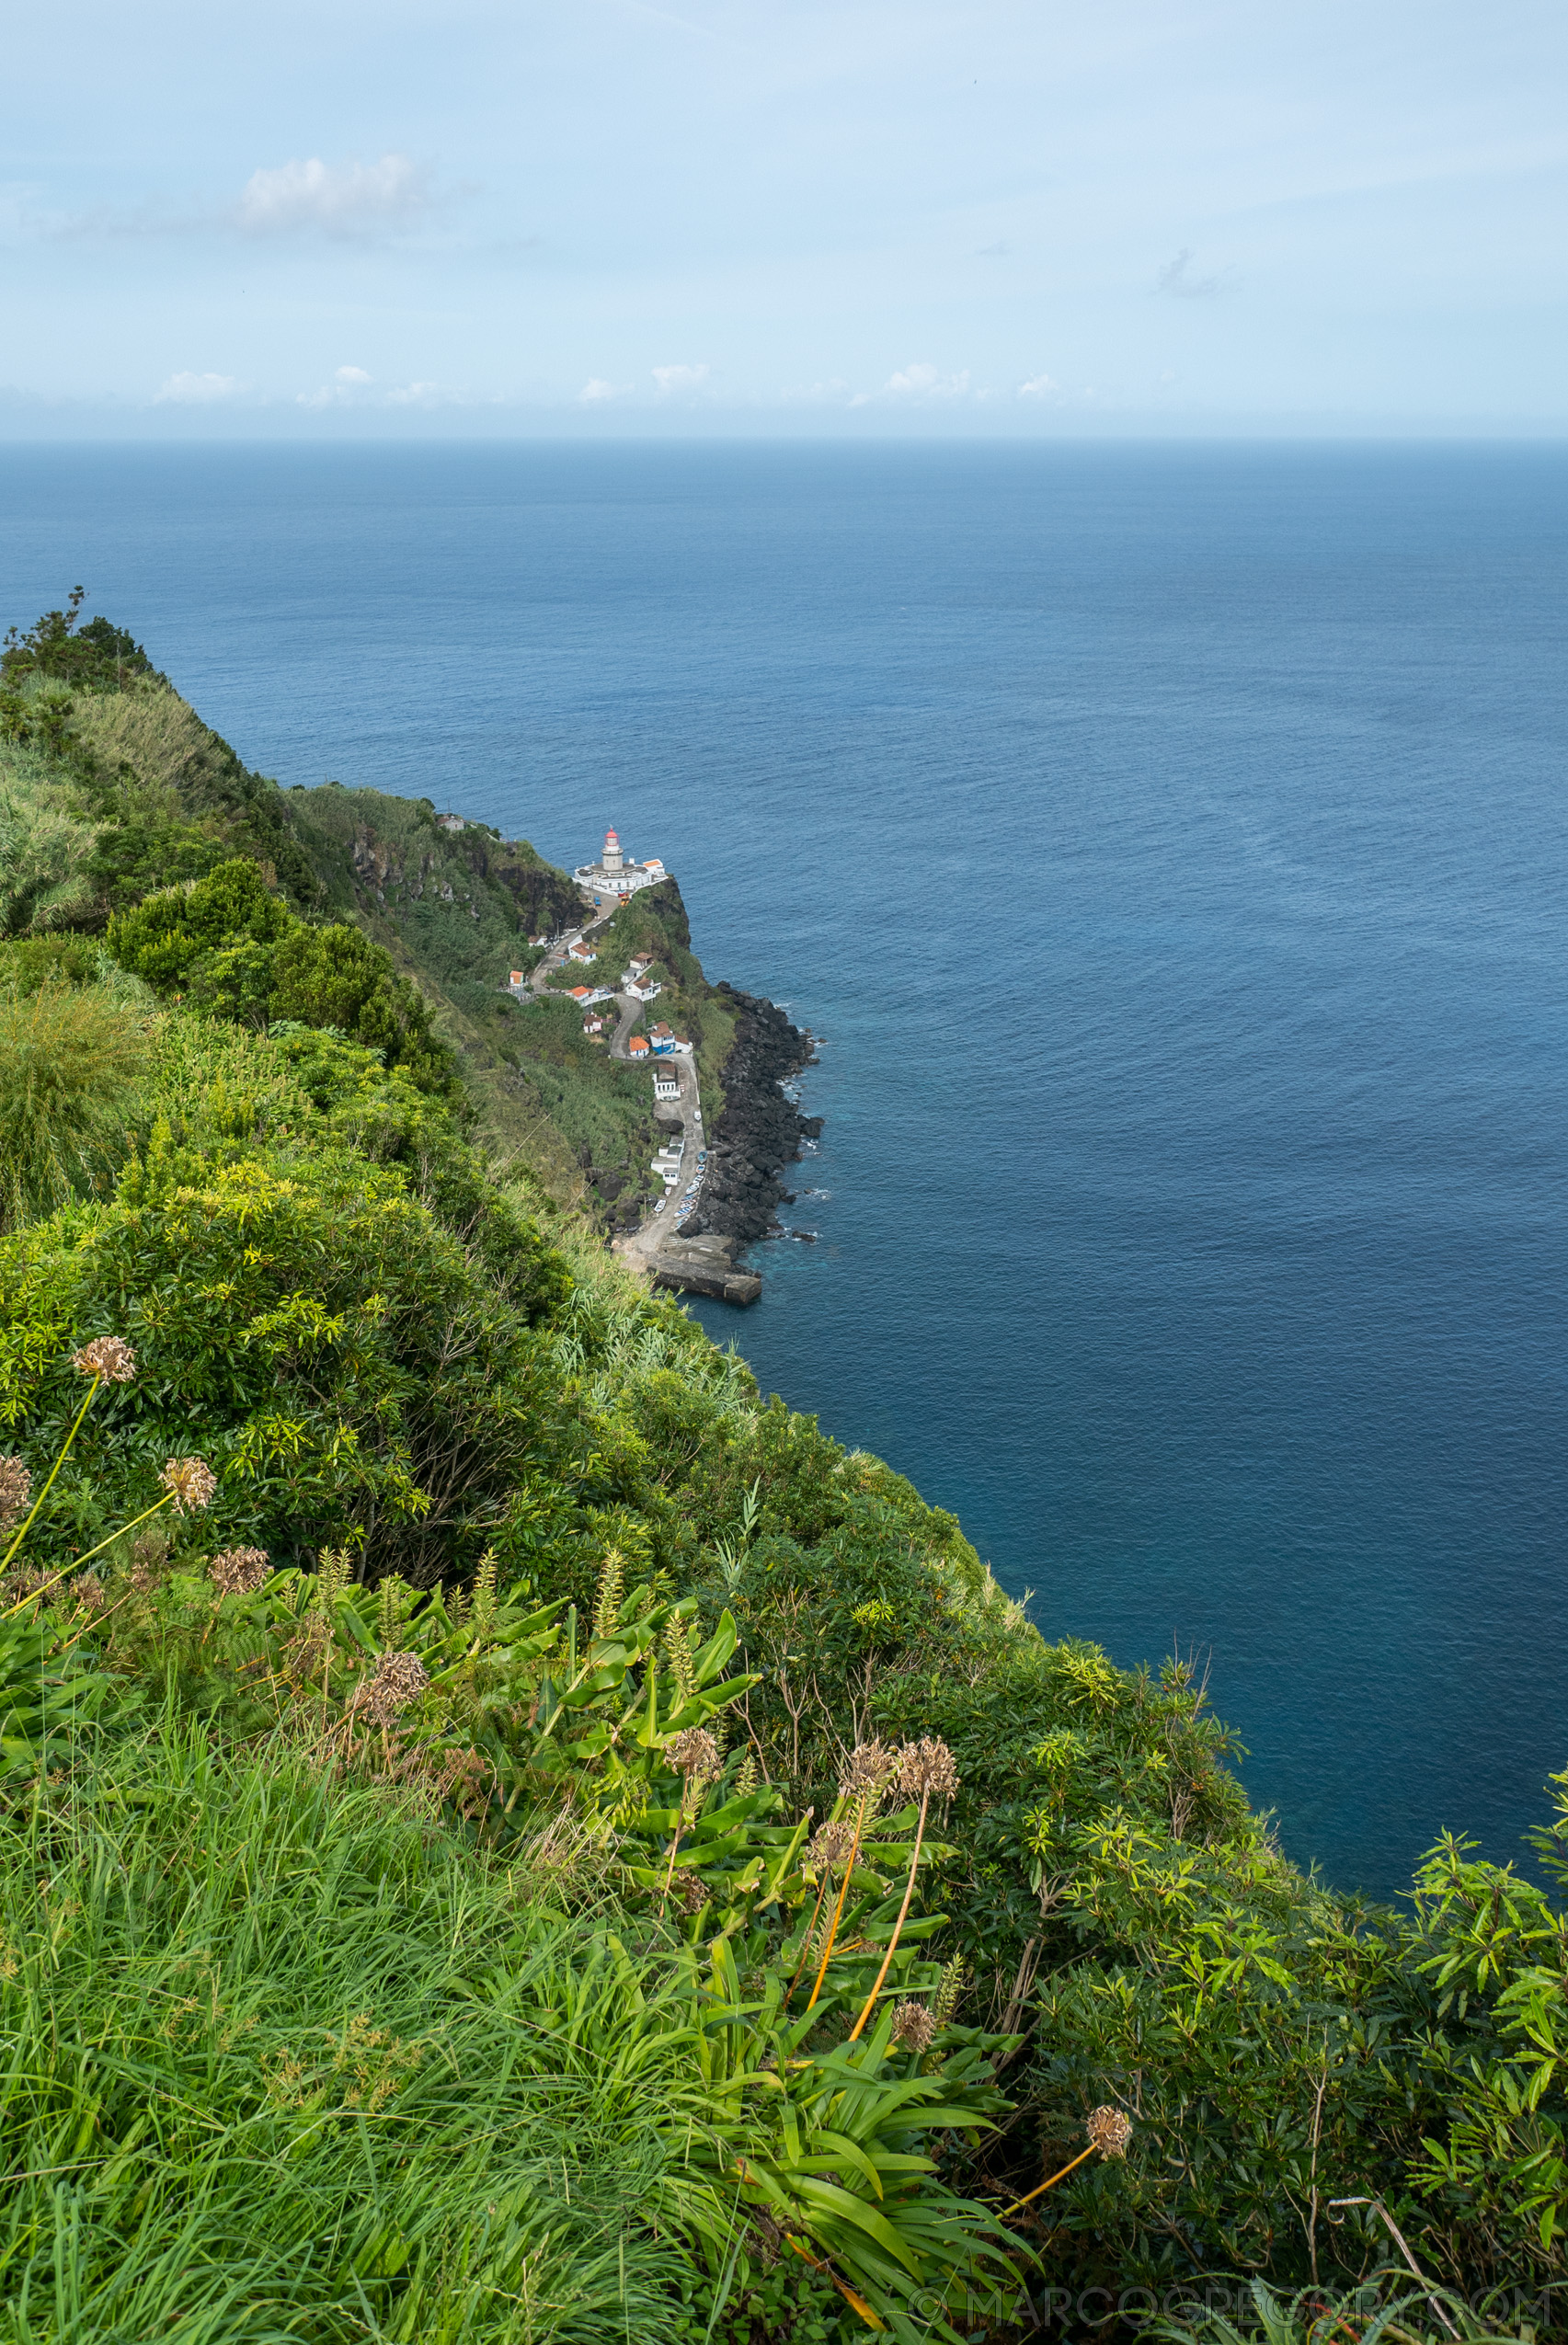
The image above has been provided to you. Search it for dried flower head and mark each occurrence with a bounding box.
[670,1869,710,1915]
[666,1727,720,1781]
[353,1651,430,1728]
[3,1562,54,1606]
[72,1336,136,1383]
[896,1736,959,1805]
[0,1457,31,1538]
[1087,2105,1133,2160]
[70,1573,106,1616]
[838,1738,895,1801]
[130,1527,169,1594]
[891,2001,938,2053]
[160,1457,217,1515]
[210,1547,270,1598]
[807,1818,854,1871]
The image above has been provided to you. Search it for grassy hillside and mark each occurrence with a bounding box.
[0,598,716,1222]
[0,595,1556,2339]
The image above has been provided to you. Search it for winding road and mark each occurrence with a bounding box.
[528,905,705,1262]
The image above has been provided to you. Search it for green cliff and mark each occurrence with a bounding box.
[0,596,1555,2340]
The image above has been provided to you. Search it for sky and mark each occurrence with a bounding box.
[3,0,1564,438]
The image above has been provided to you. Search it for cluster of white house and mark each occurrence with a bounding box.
[627,1021,691,1064]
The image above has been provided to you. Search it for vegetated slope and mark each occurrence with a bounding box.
[0,597,1562,2331]
[0,594,715,1218]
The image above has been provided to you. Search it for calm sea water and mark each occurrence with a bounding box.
[3,440,1565,1901]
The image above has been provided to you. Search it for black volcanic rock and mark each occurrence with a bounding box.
[682,987,820,1247]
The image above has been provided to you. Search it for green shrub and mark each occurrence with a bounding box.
[109,858,460,1098]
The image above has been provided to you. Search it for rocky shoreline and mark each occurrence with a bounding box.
[679,985,821,1251]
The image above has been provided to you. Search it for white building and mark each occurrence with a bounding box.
[574,829,669,906]
[651,1062,680,1101]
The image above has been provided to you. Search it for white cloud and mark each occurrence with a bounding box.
[297,364,373,410]
[779,378,851,405]
[237,154,429,237]
[1154,246,1223,299]
[385,381,444,406]
[652,362,709,394]
[850,361,972,406]
[155,370,239,405]
[1017,372,1059,399]
[578,377,625,403]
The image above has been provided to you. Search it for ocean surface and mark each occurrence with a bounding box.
[2,440,1565,1902]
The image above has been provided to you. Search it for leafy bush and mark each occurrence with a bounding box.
[109,857,460,1098]
[1,586,157,690]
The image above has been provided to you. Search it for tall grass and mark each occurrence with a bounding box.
[0,983,145,1230]
[0,1725,725,2342]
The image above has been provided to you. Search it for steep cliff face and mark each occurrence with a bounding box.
[293,787,583,947]
[682,987,821,1246]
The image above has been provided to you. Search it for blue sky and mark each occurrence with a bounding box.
[5,0,1563,436]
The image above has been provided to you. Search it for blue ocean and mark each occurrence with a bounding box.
[3,440,1565,1902]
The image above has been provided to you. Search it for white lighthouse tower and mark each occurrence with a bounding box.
[574,824,667,906]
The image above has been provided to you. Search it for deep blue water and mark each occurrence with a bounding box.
[3,440,1565,1901]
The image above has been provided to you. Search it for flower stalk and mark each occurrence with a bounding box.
[847,1739,957,2043]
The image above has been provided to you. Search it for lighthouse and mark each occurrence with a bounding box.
[573,824,668,904]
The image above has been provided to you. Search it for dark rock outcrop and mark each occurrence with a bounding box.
[681,987,821,1249]
[648,1231,762,1307]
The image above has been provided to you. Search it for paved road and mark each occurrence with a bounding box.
[530,904,705,1260]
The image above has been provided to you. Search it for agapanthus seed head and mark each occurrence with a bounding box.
[896,1736,959,1804]
[72,1336,136,1384]
[210,1547,269,1597]
[839,1738,895,1802]
[160,1457,217,1515]
[1087,2105,1133,2159]
[4,1563,54,1605]
[71,1573,106,1615]
[891,2001,938,2053]
[353,1650,430,1727]
[666,1726,720,1781]
[0,1457,31,1537]
[670,1869,709,1915]
[807,1818,854,1871]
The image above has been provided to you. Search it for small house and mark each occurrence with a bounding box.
[628,1035,650,1059]
[567,940,597,964]
[582,1014,604,1036]
[652,1063,680,1101]
[568,985,593,1002]
[624,977,662,1003]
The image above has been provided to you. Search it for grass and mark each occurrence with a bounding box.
[0,1722,724,2342]
[0,983,147,1230]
